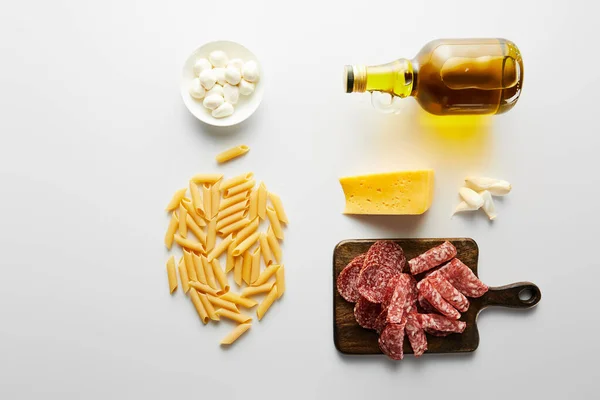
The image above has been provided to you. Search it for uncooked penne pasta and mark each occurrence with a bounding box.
[220,292,258,308]
[256,286,278,321]
[174,234,204,253]
[189,288,209,324]
[220,323,251,345]
[164,212,178,250]
[259,233,274,266]
[189,280,221,296]
[268,191,288,224]
[216,308,252,324]
[253,264,280,287]
[216,145,250,163]
[199,292,219,321]
[210,180,221,219]
[206,218,217,253]
[218,218,251,237]
[178,203,188,237]
[258,182,267,220]
[211,259,230,293]
[186,214,207,246]
[166,256,177,293]
[225,242,235,273]
[250,246,261,284]
[202,183,212,221]
[224,179,256,198]
[216,210,246,231]
[242,250,252,285]
[242,281,275,298]
[218,200,249,221]
[165,188,187,211]
[266,226,282,264]
[219,191,249,211]
[207,234,233,262]
[221,172,254,191]
[233,231,260,257]
[234,256,243,286]
[201,256,218,290]
[207,294,239,313]
[182,197,206,227]
[234,217,259,247]
[192,252,207,285]
[276,266,285,298]
[178,257,190,293]
[248,190,258,220]
[190,173,223,184]
[188,182,205,218]
[183,249,198,282]
[266,206,284,240]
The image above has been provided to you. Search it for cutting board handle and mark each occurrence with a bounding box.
[480,282,541,310]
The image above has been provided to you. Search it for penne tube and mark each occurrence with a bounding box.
[202,183,212,221]
[216,210,246,231]
[268,191,289,224]
[201,256,218,290]
[248,189,258,220]
[220,292,258,308]
[234,256,243,286]
[199,292,219,321]
[211,259,230,293]
[188,182,205,219]
[233,217,259,247]
[275,266,285,298]
[221,172,254,192]
[258,233,274,266]
[174,234,204,253]
[192,252,207,285]
[242,250,252,285]
[166,256,177,293]
[183,249,197,281]
[250,246,261,284]
[210,180,221,219]
[218,200,249,221]
[218,218,251,237]
[182,197,206,227]
[207,234,233,262]
[215,145,250,163]
[189,288,209,324]
[207,294,239,313]
[242,281,275,298]
[224,179,256,198]
[190,173,223,184]
[189,280,221,296]
[186,214,207,246]
[164,212,179,250]
[267,206,284,240]
[220,323,251,345]
[233,231,260,257]
[225,241,235,273]
[178,257,190,293]
[219,191,249,211]
[178,203,188,237]
[165,188,187,211]
[257,182,267,220]
[256,286,278,321]
[206,218,217,253]
[252,264,280,287]
[216,308,252,324]
[266,226,282,263]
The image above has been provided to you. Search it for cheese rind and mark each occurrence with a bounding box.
[339,170,434,215]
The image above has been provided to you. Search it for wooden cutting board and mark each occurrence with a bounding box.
[333,238,541,355]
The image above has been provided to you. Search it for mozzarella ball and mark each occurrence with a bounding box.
[238,79,255,96]
[223,83,240,104]
[212,102,234,118]
[209,51,228,68]
[203,94,224,110]
[213,67,227,85]
[189,78,206,99]
[224,67,242,85]
[242,60,259,82]
[193,58,212,76]
[227,58,244,72]
[199,69,217,90]
[207,83,224,98]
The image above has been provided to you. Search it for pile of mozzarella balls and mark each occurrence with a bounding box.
[189,50,260,119]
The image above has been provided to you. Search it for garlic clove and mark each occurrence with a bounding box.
[458,187,484,209]
[452,201,480,216]
[479,190,497,220]
[465,177,511,196]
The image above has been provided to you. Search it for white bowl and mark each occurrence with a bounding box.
[181,41,264,127]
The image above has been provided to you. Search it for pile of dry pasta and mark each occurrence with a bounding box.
[164,172,287,345]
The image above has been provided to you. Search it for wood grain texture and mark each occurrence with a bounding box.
[333,238,541,356]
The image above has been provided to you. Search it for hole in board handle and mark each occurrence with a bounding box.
[518,288,535,303]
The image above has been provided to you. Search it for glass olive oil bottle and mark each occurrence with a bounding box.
[344,38,524,115]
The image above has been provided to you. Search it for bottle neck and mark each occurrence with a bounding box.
[345,59,414,98]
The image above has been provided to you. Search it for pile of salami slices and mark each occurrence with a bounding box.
[336,240,488,360]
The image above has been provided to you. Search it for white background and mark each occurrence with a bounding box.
[0,0,598,398]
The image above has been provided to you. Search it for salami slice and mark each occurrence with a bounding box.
[418,313,466,334]
[419,280,461,320]
[382,274,403,308]
[417,293,437,313]
[363,240,406,273]
[404,275,419,314]
[357,264,400,303]
[336,254,366,303]
[374,308,388,334]
[386,281,407,324]
[405,313,427,357]
[428,273,470,312]
[408,241,457,275]
[379,323,406,360]
[439,258,488,298]
[354,297,382,330]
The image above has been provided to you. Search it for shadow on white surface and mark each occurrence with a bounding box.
[344,214,427,237]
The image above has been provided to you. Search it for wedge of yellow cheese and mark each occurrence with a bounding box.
[339,170,434,215]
